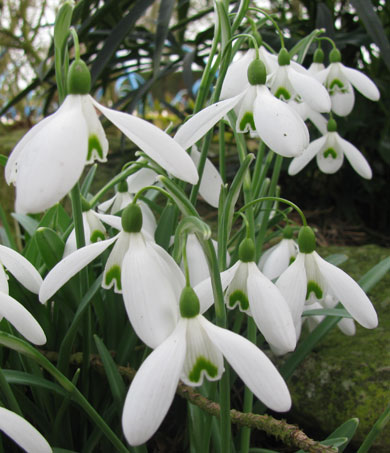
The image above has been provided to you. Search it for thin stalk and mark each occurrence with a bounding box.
[357,402,390,453]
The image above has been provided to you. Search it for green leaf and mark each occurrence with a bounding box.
[94,335,126,408]
[326,418,359,452]
[358,256,390,292]
[0,154,7,167]
[81,164,98,197]
[54,1,74,51]
[302,308,352,318]
[154,202,178,250]
[325,253,348,266]
[153,0,176,75]
[11,213,39,237]
[289,28,325,64]
[3,370,67,397]
[35,227,66,269]
[357,401,390,453]
[350,0,390,71]
[215,0,231,53]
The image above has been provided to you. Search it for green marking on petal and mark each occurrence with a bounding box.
[239,112,255,132]
[306,280,323,300]
[90,230,105,243]
[289,256,296,265]
[188,355,218,383]
[88,134,104,161]
[274,86,291,100]
[323,148,337,159]
[228,290,249,311]
[105,265,121,291]
[328,79,348,94]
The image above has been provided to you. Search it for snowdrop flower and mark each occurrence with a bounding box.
[268,48,331,113]
[0,245,46,345]
[98,180,157,235]
[122,285,291,446]
[288,118,372,179]
[258,226,298,280]
[307,47,326,75]
[221,57,309,157]
[39,204,184,348]
[5,59,198,214]
[315,47,380,117]
[0,407,52,453]
[276,226,378,337]
[198,238,296,354]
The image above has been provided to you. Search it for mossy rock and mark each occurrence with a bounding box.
[288,245,390,452]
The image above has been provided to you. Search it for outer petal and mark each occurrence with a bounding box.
[39,236,118,303]
[122,234,180,348]
[103,232,130,293]
[220,49,255,99]
[314,252,378,328]
[236,86,257,134]
[247,263,296,353]
[201,317,292,412]
[91,97,198,184]
[254,85,309,157]
[341,65,380,101]
[190,146,223,208]
[181,316,224,386]
[127,165,157,193]
[262,239,297,280]
[122,319,187,446]
[0,266,8,293]
[185,234,210,287]
[81,96,108,162]
[0,293,46,345]
[335,134,372,179]
[0,408,52,453]
[0,245,42,294]
[14,95,88,214]
[288,67,331,112]
[288,135,327,175]
[174,94,244,150]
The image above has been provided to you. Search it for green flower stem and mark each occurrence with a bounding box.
[248,7,285,48]
[69,27,80,60]
[357,402,390,453]
[48,351,337,453]
[251,145,273,200]
[218,120,227,183]
[231,0,250,32]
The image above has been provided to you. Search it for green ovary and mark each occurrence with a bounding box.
[323,148,337,159]
[105,265,121,291]
[188,356,218,383]
[88,134,104,161]
[239,112,255,132]
[306,280,323,300]
[274,86,291,100]
[228,290,249,311]
[90,230,105,243]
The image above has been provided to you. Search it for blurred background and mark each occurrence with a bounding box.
[1,0,389,245]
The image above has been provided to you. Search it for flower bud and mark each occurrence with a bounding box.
[278,47,290,66]
[121,204,142,233]
[239,238,255,262]
[180,286,200,318]
[329,48,341,63]
[298,226,316,254]
[247,59,267,86]
[67,59,91,95]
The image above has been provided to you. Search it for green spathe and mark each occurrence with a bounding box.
[298,226,316,254]
[180,286,200,318]
[247,59,267,86]
[239,238,255,262]
[67,59,91,95]
[121,204,142,233]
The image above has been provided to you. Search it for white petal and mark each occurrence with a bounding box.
[288,67,331,112]
[174,94,244,150]
[288,135,327,175]
[102,232,130,293]
[14,95,89,214]
[331,83,355,117]
[305,109,328,135]
[81,96,108,162]
[91,97,198,184]
[185,234,210,287]
[0,408,52,453]
[316,132,344,174]
[95,212,123,231]
[0,266,8,293]
[312,66,331,84]
[341,65,380,101]
[247,263,296,353]
[181,316,224,386]
[139,201,157,236]
[314,252,378,328]
[190,146,222,208]
[254,85,309,157]
[338,317,356,336]
[0,293,46,345]
[276,253,307,332]
[335,134,372,179]
[235,86,257,134]
[122,235,180,348]
[39,236,118,303]
[0,245,42,293]
[127,165,157,193]
[122,319,187,446]
[201,317,291,412]
[220,49,255,99]
[262,239,297,280]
